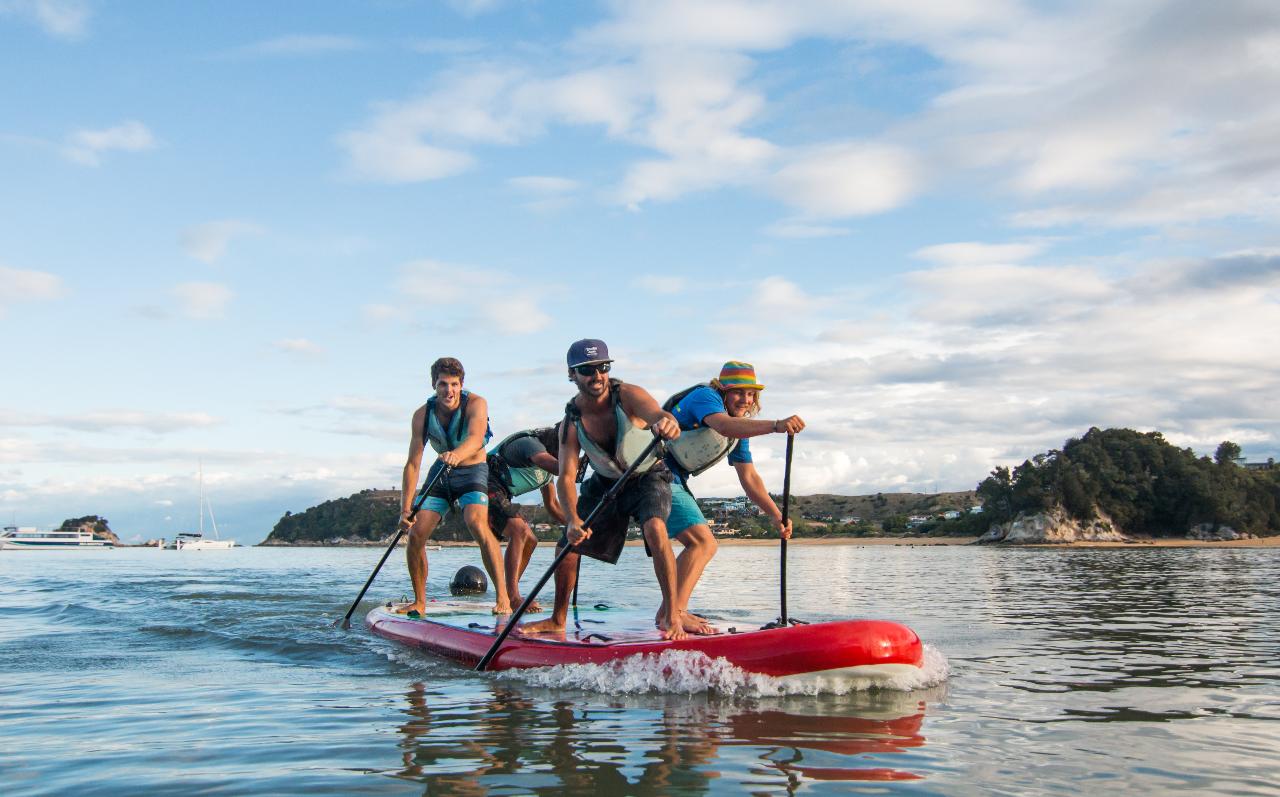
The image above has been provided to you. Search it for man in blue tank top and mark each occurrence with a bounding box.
[664,362,805,634]
[396,357,510,617]
[520,339,688,640]
[484,425,567,612]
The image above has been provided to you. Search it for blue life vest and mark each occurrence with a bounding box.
[424,390,492,455]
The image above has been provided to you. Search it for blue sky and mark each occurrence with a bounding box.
[3,0,1278,543]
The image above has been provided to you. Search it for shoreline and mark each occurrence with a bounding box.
[258,535,1280,549]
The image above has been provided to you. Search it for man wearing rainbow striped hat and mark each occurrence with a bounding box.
[661,361,805,634]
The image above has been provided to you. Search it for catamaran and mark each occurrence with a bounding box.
[167,464,235,551]
[0,526,114,550]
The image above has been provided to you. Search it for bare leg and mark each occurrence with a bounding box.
[396,511,442,614]
[644,519,687,641]
[503,518,541,612]
[659,524,718,635]
[520,546,576,636]
[463,503,511,614]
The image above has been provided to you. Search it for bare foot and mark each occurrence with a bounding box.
[680,611,720,635]
[493,601,513,615]
[657,615,688,642]
[511,596,543,613]
[392,601,425,616]
[519,617,566,637]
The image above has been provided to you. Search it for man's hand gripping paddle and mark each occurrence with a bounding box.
[475,434,663,672]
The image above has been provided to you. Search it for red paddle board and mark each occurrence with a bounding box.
[366,605,923,680]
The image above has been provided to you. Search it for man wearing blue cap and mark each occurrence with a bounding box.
[521,339,689,640]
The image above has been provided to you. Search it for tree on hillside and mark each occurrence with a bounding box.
[1215,441,1241,466]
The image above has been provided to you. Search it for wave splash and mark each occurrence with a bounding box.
[500,643,950,696]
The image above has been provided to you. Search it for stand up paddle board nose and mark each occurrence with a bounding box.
[449,565,488,595]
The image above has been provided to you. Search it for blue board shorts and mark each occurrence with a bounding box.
[667,482,708,536]
[417,460,489,518]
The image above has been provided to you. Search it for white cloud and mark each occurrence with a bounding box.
[361,303,401,323]
[1,0,90,40]
[0,409,221,434]
[0,265,63,316]
[395,259,552,334]
[905,262,1114,326]
[764,220,850,239]
[63,120,156,166]
[337,126,473,183]
[770,143,920,218]
[273,338,323,356]
[172,282,232,319]
[180,220,263,264]
[236,34,364,57]
[914,241,1045,266]
[508,175,579,195]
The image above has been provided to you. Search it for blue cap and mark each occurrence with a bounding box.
[567,339,612,368]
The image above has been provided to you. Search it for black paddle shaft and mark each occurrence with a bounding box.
[475,434,663,672]
[338,464,449,628]
[779,432,795,626]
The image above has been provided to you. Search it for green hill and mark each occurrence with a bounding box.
[260,487,978,545]
[967,428,1279,537]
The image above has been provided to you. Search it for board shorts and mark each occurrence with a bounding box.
[667,482,708,536]
[565,468,672,565]
[484,455,522,540]
[419,460,489,518]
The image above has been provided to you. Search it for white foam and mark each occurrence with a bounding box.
[499,643,951,696]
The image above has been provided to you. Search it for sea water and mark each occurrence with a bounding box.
[1,544,1277,795]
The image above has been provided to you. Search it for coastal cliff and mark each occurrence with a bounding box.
[978,507,1129,544]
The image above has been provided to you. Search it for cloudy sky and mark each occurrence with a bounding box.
[3,0,1278,543]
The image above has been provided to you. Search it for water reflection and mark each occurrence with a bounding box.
[387,681,937,794]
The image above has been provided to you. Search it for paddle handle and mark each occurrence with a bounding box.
[476,435,663,671]
[339,463,446,627]
[780,432,794,626]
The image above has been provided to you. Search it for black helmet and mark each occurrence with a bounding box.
[449,565,488,595]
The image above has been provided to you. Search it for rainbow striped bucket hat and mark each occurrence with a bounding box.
[716,361,765,390]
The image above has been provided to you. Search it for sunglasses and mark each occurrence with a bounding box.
[574,363,612,376]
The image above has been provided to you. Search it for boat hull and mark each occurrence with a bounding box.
[366,606,923,679]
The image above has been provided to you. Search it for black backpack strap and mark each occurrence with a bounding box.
[662,383,703,414]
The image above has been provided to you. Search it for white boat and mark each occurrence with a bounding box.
[1,525,114,550]
[167,463,235,551]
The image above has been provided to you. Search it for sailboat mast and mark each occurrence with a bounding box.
[198,460,204,537]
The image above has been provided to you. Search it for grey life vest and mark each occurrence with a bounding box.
[488,428,555,496]
[663,384,737,477]
[424,390,492,455]
[564,379,659,480]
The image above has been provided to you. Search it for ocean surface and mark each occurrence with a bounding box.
[2,543,1278,795]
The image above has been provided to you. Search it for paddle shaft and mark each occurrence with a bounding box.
[339,462,448,628]
[780,432,794,625]
[475,435,663,671]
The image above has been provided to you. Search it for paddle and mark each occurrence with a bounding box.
[475,434,663,672]
[337,463,448,629]
[779,432,795,626]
